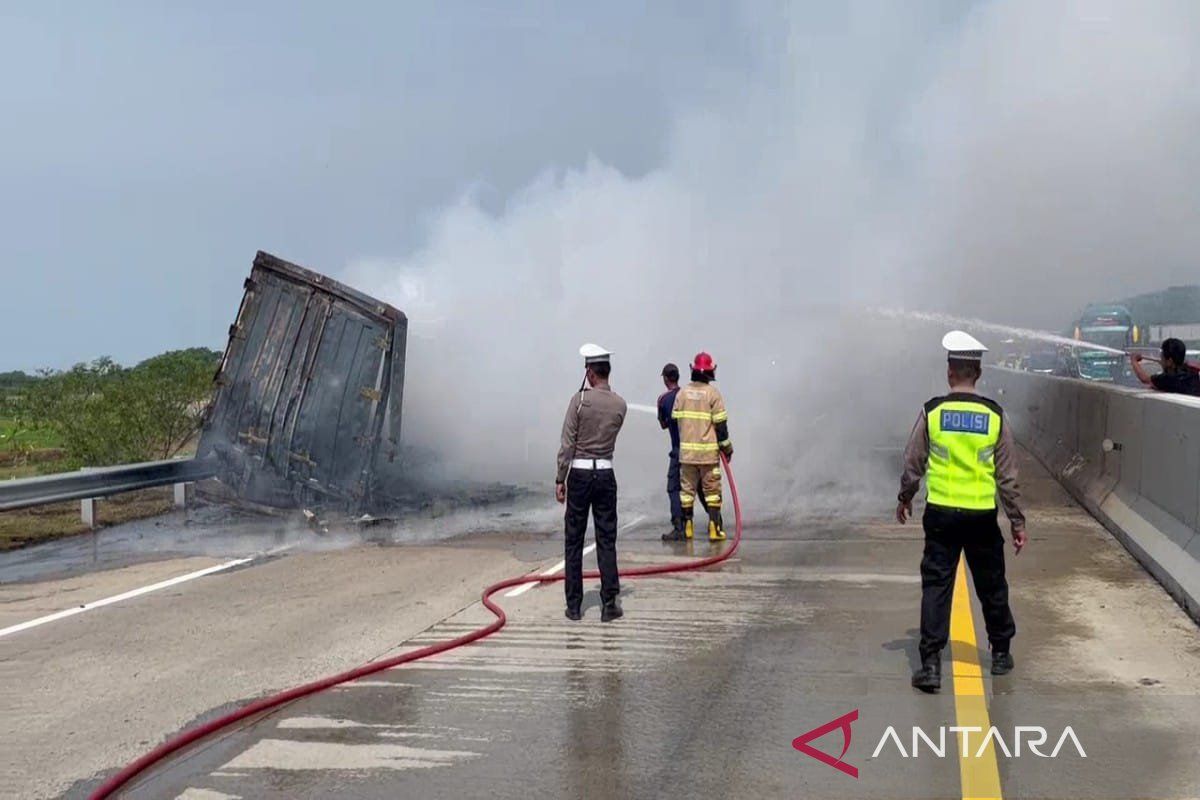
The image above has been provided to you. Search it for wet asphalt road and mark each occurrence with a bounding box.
[84,450,1200,800]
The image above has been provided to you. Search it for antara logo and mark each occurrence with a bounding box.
[792,710,859,778]
[871,725,1087,760]
[794,710,1087,779]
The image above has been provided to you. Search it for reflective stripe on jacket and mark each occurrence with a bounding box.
[672,381,731,465]
[925,395,1002,510]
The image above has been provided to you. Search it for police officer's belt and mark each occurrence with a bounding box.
[571,458,613,470]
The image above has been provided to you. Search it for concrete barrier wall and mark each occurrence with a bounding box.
[982,368,1200,621]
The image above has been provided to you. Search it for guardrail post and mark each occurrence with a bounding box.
[81,496,97,529]
[77,467,97,529]
[173,482,189,509]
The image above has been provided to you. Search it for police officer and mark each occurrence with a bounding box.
[897,331,1028,693]
[556,343,628,622]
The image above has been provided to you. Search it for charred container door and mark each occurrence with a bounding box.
[199,252,406,511]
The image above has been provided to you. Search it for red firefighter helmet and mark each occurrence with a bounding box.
[691,351,716,372]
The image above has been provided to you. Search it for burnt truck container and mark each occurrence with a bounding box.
[198,251,408,512]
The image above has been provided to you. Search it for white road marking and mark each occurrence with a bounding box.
[503,546,594,598]
[175,789,243,800]
[334,680,420,689]
[620,514,647,532]
[503,514,645,597]
[224,739,478,771]
[0,557,254,639]
[276,717,440,739]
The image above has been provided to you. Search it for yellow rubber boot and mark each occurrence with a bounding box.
[684,519,694,539]
[708,520,726,541]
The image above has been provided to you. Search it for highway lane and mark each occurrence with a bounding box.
[3,445,1199,799]
[0,533,563,800]
[91,448,1200,800]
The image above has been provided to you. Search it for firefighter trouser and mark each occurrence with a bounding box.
[919,506,1016,659]
[564,467,620,610]
[680,463,722,522]
[668,451,709,524]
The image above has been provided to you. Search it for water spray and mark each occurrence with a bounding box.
[872,307,1129,356]
[874,307,1200,383]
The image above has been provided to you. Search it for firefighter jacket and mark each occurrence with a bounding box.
[672,380,732,465]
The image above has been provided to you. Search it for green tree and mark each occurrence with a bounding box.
[21,349,220,467]
[0,370,33,392]
[129,348,222,459]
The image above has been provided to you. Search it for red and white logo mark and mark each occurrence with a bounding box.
[792,709,859,779]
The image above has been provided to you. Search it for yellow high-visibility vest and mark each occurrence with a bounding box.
[925,394,1002,511]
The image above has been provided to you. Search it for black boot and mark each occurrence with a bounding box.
[601,598,624,622]
[662,517,687,542]
[991,650,1014,675]
[565,607,581,621]
[911,651,941,693]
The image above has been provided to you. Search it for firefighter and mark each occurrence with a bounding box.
[556,343,628,622]
[897,331,1027,693]
[672,352,733,541]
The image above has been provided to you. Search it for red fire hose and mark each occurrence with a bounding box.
[90,453,743,798]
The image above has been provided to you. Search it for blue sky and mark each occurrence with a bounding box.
[3,1,1197,377]
[0,2,758,370]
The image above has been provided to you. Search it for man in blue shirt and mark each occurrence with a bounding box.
[657,363,687,541]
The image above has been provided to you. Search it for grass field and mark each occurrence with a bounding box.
[0,351,218,550]
[0,416,63,453]
[0,487,175,550]
[0,425,185,550]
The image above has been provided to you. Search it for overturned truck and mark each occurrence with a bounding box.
[198,251,408,513]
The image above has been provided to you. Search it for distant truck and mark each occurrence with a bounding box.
[1023,346,1079,379]
[198,252,408,513]
[1071,304,1142,384]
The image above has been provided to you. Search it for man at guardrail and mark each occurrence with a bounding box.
[896,330,1028,693]
[1130,337,1200,396]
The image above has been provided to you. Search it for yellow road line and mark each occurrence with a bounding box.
[950,559,1003,800]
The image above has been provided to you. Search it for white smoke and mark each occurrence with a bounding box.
[344,1,1200,520]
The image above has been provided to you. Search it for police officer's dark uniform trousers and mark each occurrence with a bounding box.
[556,358,627,621]
[564,461,619,612]
[920,502,1016,658]
[900,387,1024,691]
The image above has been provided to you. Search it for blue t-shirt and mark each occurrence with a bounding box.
[657,388,681,451]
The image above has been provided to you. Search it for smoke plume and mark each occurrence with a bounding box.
[345,1,1200,519]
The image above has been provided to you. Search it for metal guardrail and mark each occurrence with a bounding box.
[0,457,217,512]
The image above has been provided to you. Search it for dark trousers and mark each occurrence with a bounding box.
[564,468,620,610]
[919,506,1016,659]
[666,449,706,524]
[666,450,683,523]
